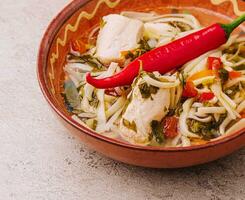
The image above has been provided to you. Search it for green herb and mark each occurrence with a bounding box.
[67,53,104,70]
[151,120,164,144]
[233,64,245,71]
[187,114,227,140]
[123,119,137,132]
[123,39,152,61]
[169,21,192,32]
[139,38,152,52]
[148,72,161,81]
[89,91,99,108]
[222,43,239,54]
[218,68,229,83]
[138,82,159,99]
[63,80,80,111]
[179,72,186,88]
[124,51,136,60]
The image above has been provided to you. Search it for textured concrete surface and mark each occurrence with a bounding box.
[0,0,244,199]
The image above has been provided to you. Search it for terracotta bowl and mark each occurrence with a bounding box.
[37,0,245,168]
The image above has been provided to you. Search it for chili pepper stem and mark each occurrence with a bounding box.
[221,14,245,37]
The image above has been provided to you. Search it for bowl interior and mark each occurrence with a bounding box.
[39,0,245,148]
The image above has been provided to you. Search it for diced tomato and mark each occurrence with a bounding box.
[229,71,242,79]
[163,117,179,138]
[199,92,215,102]
[70,39,87,53]
[241,110,245,118]
[207,57,222,70]
[182,81,198,98]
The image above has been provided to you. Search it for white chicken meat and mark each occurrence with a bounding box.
[96,14,144,64]
[119,78,170,145]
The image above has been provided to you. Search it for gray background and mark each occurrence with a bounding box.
[0,0,244,199]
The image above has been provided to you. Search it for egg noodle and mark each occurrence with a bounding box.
[63,12,245,147]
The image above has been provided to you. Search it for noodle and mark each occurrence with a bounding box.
[63,11,245,147]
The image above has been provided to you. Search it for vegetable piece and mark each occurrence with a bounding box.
[67,53,104,70]
[138,82,159,99]
[71,39,87,53]
[207,57,222,70]
[163,117,179,138]
[218,68,229,83]
[186,119,221,140]
[120,39,152,61]
[86,15,245,88]
[199,92,215,102]
[182,82,198,97]
[229,71,242,79]
[151,120,164,144]
[187,70,216,82]
[63,80,80,110]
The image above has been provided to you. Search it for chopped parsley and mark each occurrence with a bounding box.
[218,68,229,83]
[138,82,159,99]
[67,53,104,70]
[151,120,164,144]
[123,38,152,61]
[187,114,227,140]
[89,91,99,108]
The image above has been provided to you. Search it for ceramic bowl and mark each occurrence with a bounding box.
[37,0,245,168]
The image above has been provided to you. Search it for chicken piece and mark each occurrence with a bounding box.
[119,78,170,145]
[96,14,144,64]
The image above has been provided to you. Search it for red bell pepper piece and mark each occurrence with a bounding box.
[229,71,242,79]
[182,82,198,98]
[86,15,245,88]
[207,57,222,70]
[199,92,215,102]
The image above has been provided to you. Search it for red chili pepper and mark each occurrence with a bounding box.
[199,92,215,102]
[163,117,179,139]
[182,82,198,98]
[207,57,222,70]
[86,15,245,88]
[229,71,242,79]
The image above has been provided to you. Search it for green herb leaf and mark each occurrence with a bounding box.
[67,53,104,70]
[218,68,229,83]
[89,91,99,108]
[233,64,245,71]
[63,80,80,111]
[187,114,227,140]
[138,82,159,99]
[151,120,164,144]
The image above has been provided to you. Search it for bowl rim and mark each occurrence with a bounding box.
[37,0,245,152]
